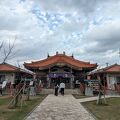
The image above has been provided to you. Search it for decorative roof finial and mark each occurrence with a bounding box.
[56,51,58,55]
[71,53,74,58]
[106,62,109,67]
[47,53,50,58]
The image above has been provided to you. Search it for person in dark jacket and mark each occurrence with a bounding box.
[54,83,59,96]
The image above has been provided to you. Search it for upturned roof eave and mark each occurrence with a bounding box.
[24,54,97,70]
[25,64,96,71]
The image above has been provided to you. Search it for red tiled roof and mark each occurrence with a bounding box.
[24,54,97,69]
[0,63,18,72]
[89,64,120,74]
[0,63,34,75]
[103,64,120,73]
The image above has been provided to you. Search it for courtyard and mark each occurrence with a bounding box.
[0,0,120,120]
[0,94,120,120]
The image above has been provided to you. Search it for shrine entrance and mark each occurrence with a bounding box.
[48,73,73,88]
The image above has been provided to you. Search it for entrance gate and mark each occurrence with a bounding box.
[48,73,73,88]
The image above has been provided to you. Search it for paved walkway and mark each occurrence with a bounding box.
[77,95,120,103]
[25,95,95,120]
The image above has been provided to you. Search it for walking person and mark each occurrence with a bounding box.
[60,82,65,95]
[54,83,59,96]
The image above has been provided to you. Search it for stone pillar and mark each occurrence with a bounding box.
[47,68,51,88]
[70,75,74,89]
[47,75,51,88]
[70,68,74,89]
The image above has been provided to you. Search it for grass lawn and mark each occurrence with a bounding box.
[82,97,120,120]
[72,94,93,99]
[0,94,47,120]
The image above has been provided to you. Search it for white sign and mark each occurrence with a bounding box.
[30,81,33,86]
[2,81,7,88]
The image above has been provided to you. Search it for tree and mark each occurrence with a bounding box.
[0,41,4,53]
[0,39,21,108]
[0,39,16,63]
[97,80,106,105]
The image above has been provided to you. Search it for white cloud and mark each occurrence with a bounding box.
[0,0,120,66]
[84,20,120,53]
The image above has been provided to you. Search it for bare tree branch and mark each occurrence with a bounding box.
[0,41,4,51]
[3,39,15,63]
[0,37,17,63]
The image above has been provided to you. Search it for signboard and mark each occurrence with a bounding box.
[48,73,72,78]
[84,79,99,90]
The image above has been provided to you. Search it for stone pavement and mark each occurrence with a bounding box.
[77,95,120,103]
[77,96,110,103]
[25,94,95,120]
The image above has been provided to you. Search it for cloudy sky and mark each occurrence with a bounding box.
[0,0,120,67]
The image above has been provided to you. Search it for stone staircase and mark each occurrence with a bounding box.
[39,89,81,95]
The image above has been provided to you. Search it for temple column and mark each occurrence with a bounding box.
[70,75,74,89]
[47,75,51,88]
[47,68,51,88]
[70,67,74,89]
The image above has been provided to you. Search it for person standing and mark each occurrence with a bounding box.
[54,83,59,96]
[60,82,65,95]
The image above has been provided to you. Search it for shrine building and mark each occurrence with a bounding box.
[0,62,34,84]
[24,52,97,88]
[88,64,120,92]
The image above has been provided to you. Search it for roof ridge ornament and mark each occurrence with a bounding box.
[71,53,74,58]
[56,51,58,55]
[47,53,50,58]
